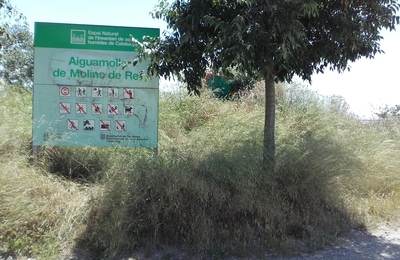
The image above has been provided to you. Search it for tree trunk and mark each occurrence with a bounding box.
[263,69,276,173]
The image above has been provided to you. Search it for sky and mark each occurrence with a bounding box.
[11,0,400,118]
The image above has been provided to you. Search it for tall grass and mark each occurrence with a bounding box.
[0,155,90,258]
[1,83,399,259]
[337,118,400,226]
[0,86,32,156]
[78,83,363,258]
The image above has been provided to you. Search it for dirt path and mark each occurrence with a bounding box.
[274,224,400,260]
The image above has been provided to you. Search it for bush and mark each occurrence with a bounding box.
[81,149,285,257]
[80,83,362,257]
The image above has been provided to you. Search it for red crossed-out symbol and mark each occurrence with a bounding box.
[68,119,78,130]
[92,103,102,114]
[76,103,86,114]
[100,120,110,131]
[108,104,118,115]
[116,120,126,131]
[124,88,134,99]
[60,102,70,114]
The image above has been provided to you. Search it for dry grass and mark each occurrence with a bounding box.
[337,119,400,227]
[0,153,91,258]
[1,83,400,259]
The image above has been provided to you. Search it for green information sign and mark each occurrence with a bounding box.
[32,22,159,148]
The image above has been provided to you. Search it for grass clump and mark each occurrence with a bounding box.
[0,86,32,156]
[79,83,362,258]
[36,146,112,183]
[81,148,283,258]
[0,154,90,258]
[337,118,400,226]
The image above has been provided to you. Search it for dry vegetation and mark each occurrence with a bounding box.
[0,83,399,259]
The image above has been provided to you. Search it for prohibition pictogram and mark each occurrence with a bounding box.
[76,103,87,114]
[108,104,118,115]
[92,103,102,114]
[83,119,95,131]
[67,119,78,130]
[115,120,126,131]
[108,88,119,98]
[76,87,87,97]
[60,102,71,114]
[92,87,103,97]
[124,105,134,115]
[60,86,71,97]
[100,120,110,131]
[123,88,134,99]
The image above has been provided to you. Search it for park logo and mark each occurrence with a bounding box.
[71,30,86,45]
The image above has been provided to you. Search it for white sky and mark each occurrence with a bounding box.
[11,0,400,118]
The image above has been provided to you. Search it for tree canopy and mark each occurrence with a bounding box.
[0,23,33,86]
[375,104,400,118]
[136,0,400,170]
[0,0,24,37]
[144,0,399,90]
[0,0,32,86]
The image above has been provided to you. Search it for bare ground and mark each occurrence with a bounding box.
[274,224,400,260]
[2,224,399,259]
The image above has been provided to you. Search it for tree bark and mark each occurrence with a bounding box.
[263,69,276,173]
